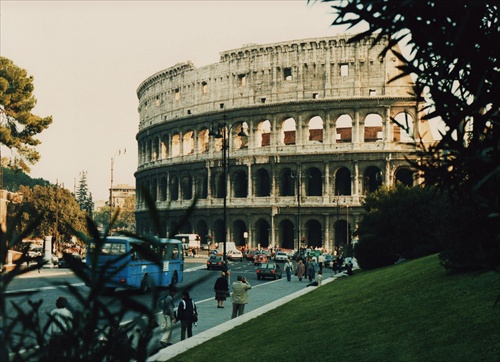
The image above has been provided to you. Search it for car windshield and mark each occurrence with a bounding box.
[260,263,275,269]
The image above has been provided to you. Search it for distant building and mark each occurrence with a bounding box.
[109,184,135,209]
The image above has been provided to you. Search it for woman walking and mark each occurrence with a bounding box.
[296,259,305,282]
[214,271,229,308]
[175,290,197,341]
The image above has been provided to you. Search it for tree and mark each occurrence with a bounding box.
[76,171,94,217]
[314,0,500,269]
[354,184,450,269]
[0,57,52,172]
[93,194,135,233]
[8,184,87,249]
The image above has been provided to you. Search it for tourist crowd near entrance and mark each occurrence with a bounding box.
[134,33,434,253]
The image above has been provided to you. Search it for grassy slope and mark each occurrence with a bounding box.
[172,255,499,362]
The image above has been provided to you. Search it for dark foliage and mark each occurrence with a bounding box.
[2,167,50,191]
[355,185,449,270]
[314,0,500,270]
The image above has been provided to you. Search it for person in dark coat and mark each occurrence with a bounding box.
[175,290,197,341]
[214,271,229,308]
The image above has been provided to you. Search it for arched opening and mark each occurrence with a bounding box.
[257,120,271,147]
[364,113,383,142]
[255,219,270,248]
[335,167,351,196]
[278,219,295,250]
[282,118,296,145]
[212,171,224,198]
[308,116,324,143]
[255,168,270,197]
[394,112,414,143]
[160,177,167,201]
[197,174,208,199]
[305,167,322,196]
[151,178,158,202]
[213,219,224,245]
[305,219,322,248]
[183,131,194,155]
[336,114,352,143]
[196,220,209,245]
[279,168,295,196]
[172,133,180,157]
[198,128,209,153]
[232,170,248,198]
[395,168,414,186]
[170,176,179,201]
[364,166,383,194]
[182,176,193,200]
[232,220,247,247]
[334,219,351,255]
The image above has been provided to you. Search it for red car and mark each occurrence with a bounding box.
[253,254,268,266]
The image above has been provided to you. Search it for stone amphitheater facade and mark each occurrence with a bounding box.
[135,34,433,254]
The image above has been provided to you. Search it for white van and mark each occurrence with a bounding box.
[216,242,237,256]
[174,234,201,250]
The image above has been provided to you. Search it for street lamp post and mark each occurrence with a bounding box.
[109,147,126,234]
[291,165,301,252]
[209,113,246,270]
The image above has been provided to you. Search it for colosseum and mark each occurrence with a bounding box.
[135,34,433,255]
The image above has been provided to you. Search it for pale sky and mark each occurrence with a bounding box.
[0,0,358,201]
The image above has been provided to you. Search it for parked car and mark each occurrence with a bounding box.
[274,251,288,262]
[227,249,243,261]
[256,262,283,280]
[206,255,226,270]
[253,254,268,266]
[58,253,82,268]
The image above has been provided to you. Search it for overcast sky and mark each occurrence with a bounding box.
[1,0,360,201]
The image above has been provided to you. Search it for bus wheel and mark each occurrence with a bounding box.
[140,275,151,293]
[171,271,178,287]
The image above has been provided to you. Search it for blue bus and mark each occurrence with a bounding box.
[85,236,184,293]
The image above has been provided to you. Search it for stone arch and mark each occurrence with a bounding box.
[305,219,322,248]
[364,166,383,194]
[279,167,295,196]
[212,171,224,198]
[172,133,180,157]
[334,219,352,254]
[232,169,248,198]
[281,117,296,145]
[198,128,210,153]
[335,167,351,196]
[364,113,383,142]
[161,134,168,158]
[231,122,249,150]
[160,176,167,201]
[394,112,414,142]
[232,219,247,247]
[170,176,179,201]
[255,218,270,248]
[254,168,271,197]
[153,136,159,160]
[308,116,324,143]
[305,167,322,196]
[213,219,225,245]
[197,174,208,199]
[196,220,209,245]
[336,114,352,143]
[395,167,414,186]
[278,219,295,249]
[182,175,193,200]
[183,131,194,155]
[256,119,271,147]
[151,178,158,202]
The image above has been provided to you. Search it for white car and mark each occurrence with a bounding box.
[227,249,243,261]
[274,251,288,262]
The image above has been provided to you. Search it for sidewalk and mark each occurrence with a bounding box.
[148,265,350,361]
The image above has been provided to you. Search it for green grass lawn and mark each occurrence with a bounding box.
[172,254,499,362]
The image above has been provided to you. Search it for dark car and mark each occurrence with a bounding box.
[256,262,283,280]
[253,254,268,266]
[58,253,82,268]
[206,255,226,270]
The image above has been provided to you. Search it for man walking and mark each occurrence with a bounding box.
[159,286,177,347]
[284,258,294,282]
[231,275,251,319]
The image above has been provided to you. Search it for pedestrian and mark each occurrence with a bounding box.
[36,253,43,273]
[48,296,73,359]
[318,253,325,273]
[306,257,315,281]
[159,286,177,347]
[214,271,229,308]
[231,275,251,319]
[296,259,305,281]
[284,258,294,282]
[307,270,323,287]
[175,290,197,341]
[337,255,344,274]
